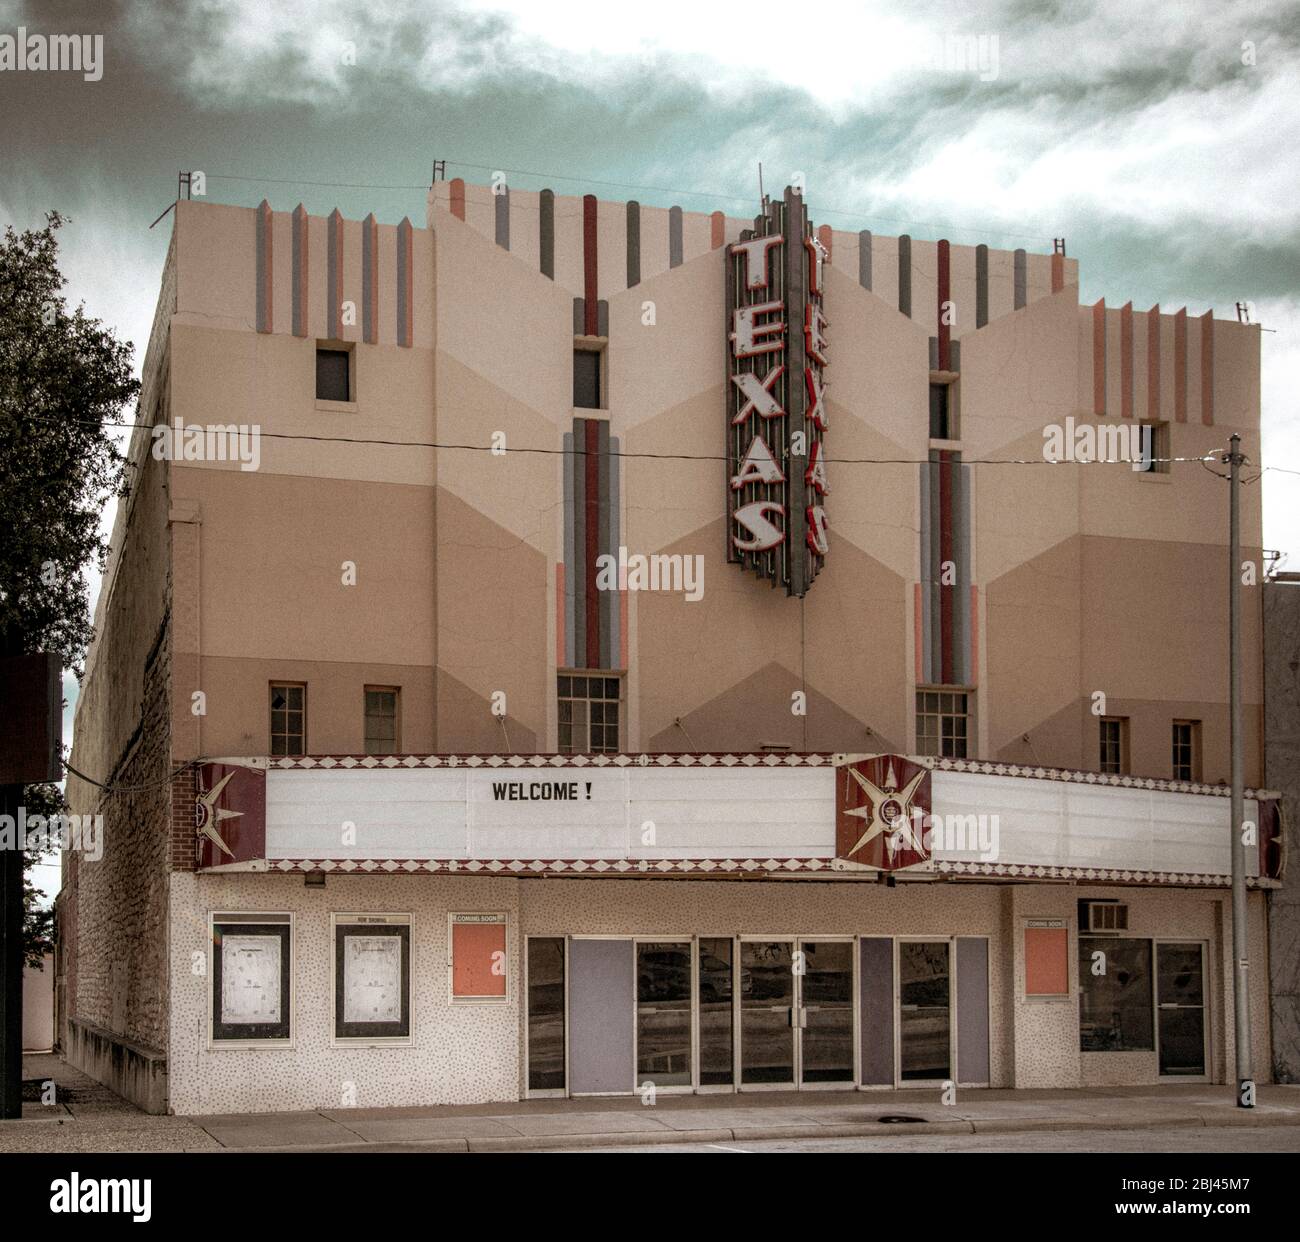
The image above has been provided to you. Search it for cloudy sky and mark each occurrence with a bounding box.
[4,0,1298,892]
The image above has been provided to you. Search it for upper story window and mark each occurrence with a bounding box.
[573,349,602,409]
[929,381,955,440]
[270,683,307,756]
[1171,720,1201,781]
[1099,716,1129,775]
[316,346,352,402]
[1134,421,1170,474]
[916,688,970,759]
[558,674,620,754]
[365,687,400,755]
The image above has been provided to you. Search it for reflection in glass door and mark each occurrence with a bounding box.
[698,938,734,1086]
[899,941,951,1081]
[1156,942,1206,1077]
[526,937,565,1092]
[636,942,692,1087]
[740,941,795,1085]
[800,941,855,1084]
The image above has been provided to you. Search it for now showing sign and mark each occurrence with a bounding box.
[725,187,829,597]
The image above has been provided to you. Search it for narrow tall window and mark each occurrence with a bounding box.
[364,687,400,755]
[1135,421,1170,474]
[1172,720,1201,781]
[1099,716,1129,775]
[929,382,952,440]
[916,689,970,758]
[270,683,306,756]
[558,675,620,753]
[573,349,601,409]
[316,347,351,401]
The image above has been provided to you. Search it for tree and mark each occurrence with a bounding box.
[0,213,138,976]
[0,211,138,670]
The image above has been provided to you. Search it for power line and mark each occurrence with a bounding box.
[202,162,1059,245]
[32,413,1241,469]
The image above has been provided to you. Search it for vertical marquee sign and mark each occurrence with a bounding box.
[725,186,829,596]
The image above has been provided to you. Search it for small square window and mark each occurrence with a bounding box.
[574,350,601,409]
[1135,422,1170,474]
[364,687,400,755]
[558,674,620,753]
[316,347,351,402]
[916,688,970,759]
[1099,717,1129,775]
[270,682,307,756]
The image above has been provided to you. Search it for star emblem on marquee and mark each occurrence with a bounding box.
[195,770,240,859]
[843,759,927,860]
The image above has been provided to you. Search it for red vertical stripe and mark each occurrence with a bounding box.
[1051,252,1064,293]
[711,211,725,249]
[1120,302,1133,418]
[937,239,951,371]
[584,419,600,668]
[1174,308,1188,422]
[1147,305,1160,420]
[583,195,598,337]
[1201,310,1214,425]
[450,178,466,221]
[913,583,923,684]
[258,201,273,334]
[816,224,833,260]
[939,452,954,685]
[1092,299,1106,416]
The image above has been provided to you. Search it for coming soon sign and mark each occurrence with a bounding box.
[725,186,829,597]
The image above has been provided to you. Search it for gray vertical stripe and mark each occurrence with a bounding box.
[597,420,612,669]
[572,297,585,336]
[362,213,375,343]
[626,201,640,288]
[572,421,587,668]
[539,189,554,279]
[898,234,912,317]
[563,431,576,668]
[1013,249,1027,309]
[608,435,621,669]
[953,457,969,684]
[396,219,410,346]
[975,244,989,328]
[495,185,510,249]
[929,337,939,371]
[327,212,339,335]
[597,299,608,337]
[669,206,683,268]
[956,938,990,1084]
[919,463,932,684]
[292,207,306,337]
[568,939,635,1095]
[859,938,895,1086]
[950,340,961,372]
[928,453,942,681]
[255,205,269,332]
[858,230,872,290]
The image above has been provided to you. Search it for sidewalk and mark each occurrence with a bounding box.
[6,1054,1299,1153]
[191,1084,1300,1152]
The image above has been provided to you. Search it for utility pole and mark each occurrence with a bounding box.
[1225,432,1254,1108]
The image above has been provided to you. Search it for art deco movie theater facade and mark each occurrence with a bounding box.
[59,178,1281,1113]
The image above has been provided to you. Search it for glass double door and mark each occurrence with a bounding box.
[739,939,855,1087]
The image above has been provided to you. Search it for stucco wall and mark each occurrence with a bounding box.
[165,874,1269,1113]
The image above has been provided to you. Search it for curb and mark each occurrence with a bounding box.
[198,1109,1300,1153]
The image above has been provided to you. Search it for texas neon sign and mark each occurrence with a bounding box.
[725,187,828,597]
